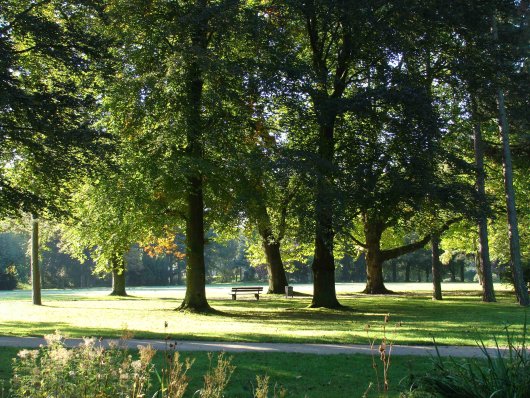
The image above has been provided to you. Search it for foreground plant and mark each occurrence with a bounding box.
[253,375,287,398]
[365,314,402,395]
[403,320,530,398]
[10,332,153,398]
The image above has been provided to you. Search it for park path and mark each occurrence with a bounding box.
[0,336,510,358]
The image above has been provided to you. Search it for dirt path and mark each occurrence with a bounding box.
[0,336,510,358]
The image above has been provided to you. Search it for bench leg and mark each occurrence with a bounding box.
[232,294,236,300]
[255,294,259,300]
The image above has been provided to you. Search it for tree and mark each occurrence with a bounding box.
[491,12,529,306]
[1,0,108,303]
[274,0,376,308]
[103,0,254,311]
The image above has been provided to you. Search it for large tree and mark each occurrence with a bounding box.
[1,0,107,303]
[104,0,252,311]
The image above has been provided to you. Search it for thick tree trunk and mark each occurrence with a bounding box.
[472,103,496,302]
[255,199,289,294]
[431,235,443,300]
[178,5,211,312]
[110,256,127,296]
[493,17,529,306]
[31,214,41,305]
[263,240,288,294]
[111,269,127,296]
[180,174,210,311]
[310,122,340,308]
[363,220,391,294]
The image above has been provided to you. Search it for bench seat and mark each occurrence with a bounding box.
[231,286,263,300]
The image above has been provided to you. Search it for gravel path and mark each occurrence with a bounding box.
[0,336,510,358]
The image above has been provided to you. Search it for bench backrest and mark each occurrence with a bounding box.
[231,287,263,292]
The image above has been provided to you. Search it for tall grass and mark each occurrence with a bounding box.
[404,316,529,398]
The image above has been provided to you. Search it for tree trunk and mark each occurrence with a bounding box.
[449,266,456,282]
[496,91,528,304]
[263,240,288,294]
[425,265,430,282]
[405,263,410,282]
[363,219,391,294]
[493,17,529,306]
[110,256,127,296]
[472,102,496,301]
[178,6,211,312]
[179,174,210,311]
[310,122,340,308]
[255,199,289,294]
[31,214,41,305]
[431,235,442,300]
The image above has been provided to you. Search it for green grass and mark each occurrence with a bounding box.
[0,283,526,346]
[0,346,431,397]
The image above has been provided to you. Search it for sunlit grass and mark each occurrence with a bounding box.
[0,283,526,346]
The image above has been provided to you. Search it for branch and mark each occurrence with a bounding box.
[343,230,367,249]
[380,217,462,261]
[277,185,298,242]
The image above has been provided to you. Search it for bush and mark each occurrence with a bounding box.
[403,320,530,398]
[9,331,283,398]
[10,332,154,398]
[0,266,17,290]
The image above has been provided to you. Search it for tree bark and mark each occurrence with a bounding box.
[31,214,41,305]
[310,121,340,308]
[431,234,442,300]
[362,219,391,294]
[178,2,211,312]
[472,101,496,302]
[263,240,288,294]
[255,196,289,294]
[493,16,529,306]
[110,256,127,296]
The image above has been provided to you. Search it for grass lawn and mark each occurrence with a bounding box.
[0,345,433,397]
[0,283,526,347]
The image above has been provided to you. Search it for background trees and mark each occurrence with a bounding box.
[1,0,528,307]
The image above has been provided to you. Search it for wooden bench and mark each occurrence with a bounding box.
[231,286,263,300]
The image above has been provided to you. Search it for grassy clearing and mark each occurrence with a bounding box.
[0,345,431,397]
[0,283,526,346]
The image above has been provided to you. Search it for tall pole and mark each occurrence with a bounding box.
[492,16,529,306]
[31,214,42,305]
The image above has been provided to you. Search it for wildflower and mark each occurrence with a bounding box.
[138,345,156,365]
[132,360,143,372]
[17,349,38,360]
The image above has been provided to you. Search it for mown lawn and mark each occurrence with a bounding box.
[0,283,526,347]
[0,345,433,397]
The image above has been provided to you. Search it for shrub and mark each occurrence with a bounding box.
[403,320,530,398]
[0,266,17,290]
[8,331,281,398]
[10,332,153,398]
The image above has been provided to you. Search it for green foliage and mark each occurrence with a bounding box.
[404,320,530,398]
[0,0,108,217]
[0,265,17,290]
